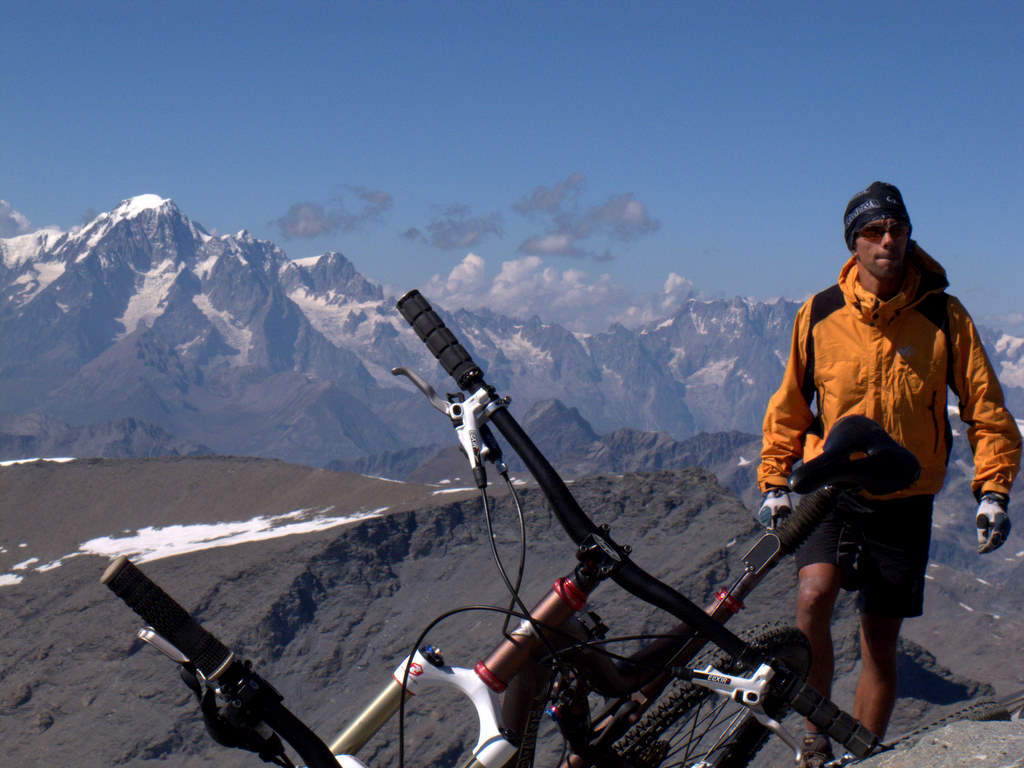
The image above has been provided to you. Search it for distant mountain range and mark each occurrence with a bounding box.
[3,195,1023,468]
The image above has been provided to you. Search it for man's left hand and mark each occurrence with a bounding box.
[977,492,1011,554]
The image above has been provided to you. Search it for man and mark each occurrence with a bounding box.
[757,181,1021,767]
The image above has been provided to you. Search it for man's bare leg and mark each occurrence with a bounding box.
[796,563,842,731]
[854,613,903,737]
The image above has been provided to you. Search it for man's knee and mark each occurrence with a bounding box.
[797,563,842,620]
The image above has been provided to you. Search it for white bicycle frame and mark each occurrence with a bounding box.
[329,648,517,768]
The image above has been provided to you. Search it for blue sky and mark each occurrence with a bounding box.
[4,1,1023,330]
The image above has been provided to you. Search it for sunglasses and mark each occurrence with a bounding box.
[858,221,910,241]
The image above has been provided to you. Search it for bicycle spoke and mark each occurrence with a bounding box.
[658,695,751,766]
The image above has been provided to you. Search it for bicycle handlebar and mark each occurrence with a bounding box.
[397,290,753,662]
[396,290,483,390]
[101,555,341,768]
[102,555,235,681]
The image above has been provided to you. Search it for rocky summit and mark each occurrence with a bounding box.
[1,458,1021,768]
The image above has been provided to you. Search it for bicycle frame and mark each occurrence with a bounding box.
[319,517,808,768]
[330,648,517,768]
[103,290,921,768]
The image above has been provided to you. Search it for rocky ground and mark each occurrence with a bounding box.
[857,720,1024,767]
[1,457,1021,767]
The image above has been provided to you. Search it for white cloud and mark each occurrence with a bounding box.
[1,200,33,237]
[423,254,697,333]
[427,252,488,296]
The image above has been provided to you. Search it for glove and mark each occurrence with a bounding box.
[758,487,792,530]
[977,492,1011,554]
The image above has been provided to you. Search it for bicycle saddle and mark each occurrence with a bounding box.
[788,415,921,495]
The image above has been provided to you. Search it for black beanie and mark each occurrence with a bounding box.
[843,181,911,249]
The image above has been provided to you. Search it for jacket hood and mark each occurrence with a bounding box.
[838,241,949,323]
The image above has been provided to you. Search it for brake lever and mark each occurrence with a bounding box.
[138,626,191,666]
[392,366,449,414]
[393,365,509,488]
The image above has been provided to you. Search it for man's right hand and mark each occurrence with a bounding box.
[758,487,793,530]
[977,492,1011,554]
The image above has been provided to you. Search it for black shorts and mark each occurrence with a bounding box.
[794,493,934,618]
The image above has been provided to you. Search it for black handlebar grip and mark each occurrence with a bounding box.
[775,488,834,555]
[396,290,482,390]
[787,681,879,757]
[101,556,235,681]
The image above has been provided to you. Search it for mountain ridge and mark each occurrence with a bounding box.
[3,194,1022,471]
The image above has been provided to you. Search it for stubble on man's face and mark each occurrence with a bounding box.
[852,221,909,296]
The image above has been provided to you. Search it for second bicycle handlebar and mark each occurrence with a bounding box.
[396,289,753,662]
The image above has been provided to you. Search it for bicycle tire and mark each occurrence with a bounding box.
[615,623,812,768]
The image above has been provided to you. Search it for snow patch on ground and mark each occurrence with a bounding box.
[0,506,388,586]
[1,227,65,268]
[116,194,170,218]
[117,259,183,337]
[287,288,388,348]
[194,253,220,280]
[687,358,737,387]
[0,457,75,467]
[22,259,67,302]
[192,294,254,363]
[488,327,553,364]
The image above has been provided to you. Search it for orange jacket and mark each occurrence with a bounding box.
[759,243,1021,499]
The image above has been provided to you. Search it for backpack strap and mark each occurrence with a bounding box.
[914,291,956,398]
[914,291,955,464]
[802,284,845,435]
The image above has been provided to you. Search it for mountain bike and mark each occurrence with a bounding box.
[102,290,927,768]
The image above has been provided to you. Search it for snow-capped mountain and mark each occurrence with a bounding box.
[2,195,1021,466]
